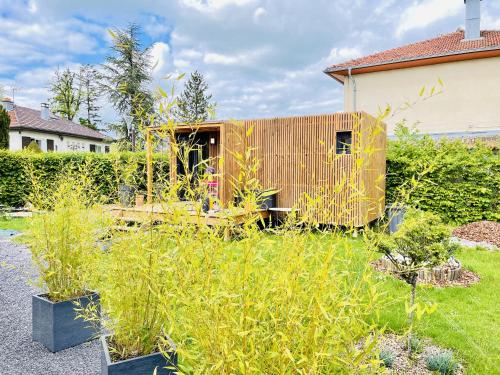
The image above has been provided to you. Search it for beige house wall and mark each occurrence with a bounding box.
[343,56,500,135]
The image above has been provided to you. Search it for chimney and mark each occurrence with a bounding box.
[464,0,482,40]
[0,97,14,111]
[40,103,50,120]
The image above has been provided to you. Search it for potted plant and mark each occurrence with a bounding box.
[78,229,178,374]
[29,178,108,352]
[135,192,145,207]
[100,334,176,375]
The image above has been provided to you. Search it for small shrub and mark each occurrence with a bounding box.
[406,335,423,354]
[425,351,459,375]
[366,208,458,354]
[379,349,395,368]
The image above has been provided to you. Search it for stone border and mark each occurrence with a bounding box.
[376,257,462,283]
[372,258,480,287]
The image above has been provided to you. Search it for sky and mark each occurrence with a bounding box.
[1,0,500,126]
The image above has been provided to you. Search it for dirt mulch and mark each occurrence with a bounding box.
[371,260,480,288]
[378,334,463,374]
[452,221,500,248]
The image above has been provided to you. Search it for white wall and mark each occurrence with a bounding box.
[9,130,108,153]
[343,56,500,135]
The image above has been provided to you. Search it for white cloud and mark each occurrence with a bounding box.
[173,58,191,69]
[253,7,267,23]
[151,42,171,74]
[4,0,497,124]
[144,15,170,38]
[177,49,203,59]
[396,0,462,37]
[180,0,256,13]
[28,0,38,14]
[374,0,397,16]
[324,47,363,65]
[203,52,240,65]
[203,48,269,66]
[482,12,500,29]
[0,19,100,55]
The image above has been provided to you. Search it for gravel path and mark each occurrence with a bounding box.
[0,236,100,375]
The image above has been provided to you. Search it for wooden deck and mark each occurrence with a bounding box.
[104,202,270,227]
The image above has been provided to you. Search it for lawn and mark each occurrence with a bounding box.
[0,217,29,232]
[357,239,499,374]
[1,216,497,373]
[263,233,499,373]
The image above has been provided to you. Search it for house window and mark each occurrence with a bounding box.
[336,131,352,155]
[47,139,54,152]
[95,145,102,153]
[105,146,110,153]
[21,136,32,149]
[90,144,96,152]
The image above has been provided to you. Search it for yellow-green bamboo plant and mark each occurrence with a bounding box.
[27,163,111,302]
[103,77,387,373]
[77,77,444,373]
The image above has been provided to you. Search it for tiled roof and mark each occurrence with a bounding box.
[8,105,106,141]
[325,30,500,73]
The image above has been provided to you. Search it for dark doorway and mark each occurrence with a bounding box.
[176,132,210,200]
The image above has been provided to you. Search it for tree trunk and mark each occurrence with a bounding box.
[408,275,417,354]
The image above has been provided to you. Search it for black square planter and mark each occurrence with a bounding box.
[32,292,100,352]
[101,335,177,375]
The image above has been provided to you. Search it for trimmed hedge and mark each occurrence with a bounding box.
[0,151,169,208]
[386,132,499,224]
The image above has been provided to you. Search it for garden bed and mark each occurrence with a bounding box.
[452,221,500,248]
[378,334,463,374]
[372,258,480,287]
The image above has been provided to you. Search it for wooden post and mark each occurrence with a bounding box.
[146,129,153,204]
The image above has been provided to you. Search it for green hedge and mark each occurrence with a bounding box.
[0,151,169,208]
[386,131,499,224]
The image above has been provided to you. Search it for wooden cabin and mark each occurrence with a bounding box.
[146,112,386,227]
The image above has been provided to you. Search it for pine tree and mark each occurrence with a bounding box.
[0,106,10,149]
[101,24,153,150]
[49,68,82,121]
[78,65,101,130]
[175,71,215,124]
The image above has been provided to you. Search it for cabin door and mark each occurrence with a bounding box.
[176,133,210,199]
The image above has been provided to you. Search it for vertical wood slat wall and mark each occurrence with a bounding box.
[167,112,386,226]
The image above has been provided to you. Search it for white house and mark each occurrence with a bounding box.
[324,0,500,139]
[1,98,109,152]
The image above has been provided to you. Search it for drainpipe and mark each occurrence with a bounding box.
[348,67,357,112]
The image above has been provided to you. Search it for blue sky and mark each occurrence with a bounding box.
[1,0,500,125]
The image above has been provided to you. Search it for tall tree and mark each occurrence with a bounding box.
[0,106,10,149]
[78,65,102,130]
[175,71,215,124]
[101,24,153,150]
[49,68,82,121]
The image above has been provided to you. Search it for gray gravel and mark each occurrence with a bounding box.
[0,237,100,375]
[451,236,498,251]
